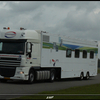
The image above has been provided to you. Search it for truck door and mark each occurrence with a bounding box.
[26,42,40,65]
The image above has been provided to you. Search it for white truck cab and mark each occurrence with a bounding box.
[0,27,44,83]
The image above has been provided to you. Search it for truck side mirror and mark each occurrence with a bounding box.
[27,42,31,53]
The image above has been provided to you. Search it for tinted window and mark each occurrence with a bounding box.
[66,49,72,57]
[75,49,80,58]
[90,51,94,59]
[83,50,87,58]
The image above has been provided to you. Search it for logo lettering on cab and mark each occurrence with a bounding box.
[5,31,16,38]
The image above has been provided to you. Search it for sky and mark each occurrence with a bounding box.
[0,1,100,58]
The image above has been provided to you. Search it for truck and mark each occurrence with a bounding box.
[0,27,98,84]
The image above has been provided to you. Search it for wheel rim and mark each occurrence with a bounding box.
[80,73,83,80]
[51,72,54,81]
[30,73,34,82]
[86,73,89,79]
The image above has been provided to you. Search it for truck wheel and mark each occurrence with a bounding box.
[28,70,34,84]
[50,69,55,82]
[80,72,84,80]
[85,72,90,80]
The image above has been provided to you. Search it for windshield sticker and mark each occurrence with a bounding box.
[5,31,16,38]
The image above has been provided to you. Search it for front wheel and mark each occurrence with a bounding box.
[28,70,35,84]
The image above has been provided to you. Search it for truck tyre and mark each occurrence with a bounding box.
[49,69,55,82]
[80,72,84,80]
[28,70,34,84]
[85,72,90,80]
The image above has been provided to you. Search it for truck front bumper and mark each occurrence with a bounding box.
[0,74,29,81]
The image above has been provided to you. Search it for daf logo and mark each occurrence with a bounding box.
[5,31,16,38]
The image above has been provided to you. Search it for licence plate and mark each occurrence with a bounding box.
[4,77,10,79]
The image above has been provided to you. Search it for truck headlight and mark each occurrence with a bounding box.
[20,71,24,74]
[17,71,24,74]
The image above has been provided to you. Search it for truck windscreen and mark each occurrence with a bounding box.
[0,42,25,55]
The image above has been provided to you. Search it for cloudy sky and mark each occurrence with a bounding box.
[1,1,100,58]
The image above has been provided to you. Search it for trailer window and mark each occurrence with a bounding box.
[66,49,72,57]
[83,50,87,58]
[75,49,80,58]
[90,51,94,59]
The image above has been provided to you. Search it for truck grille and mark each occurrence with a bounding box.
[0,57,21,67]
[0,57,21,77]
[0,67,16,77]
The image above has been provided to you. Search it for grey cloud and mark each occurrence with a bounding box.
[6,1,42,13]
[0,1,100,42]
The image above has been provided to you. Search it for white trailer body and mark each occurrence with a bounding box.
[41,34,98,79]
[0,28,98,83]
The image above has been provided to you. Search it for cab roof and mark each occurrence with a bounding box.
[0,29,41,40]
